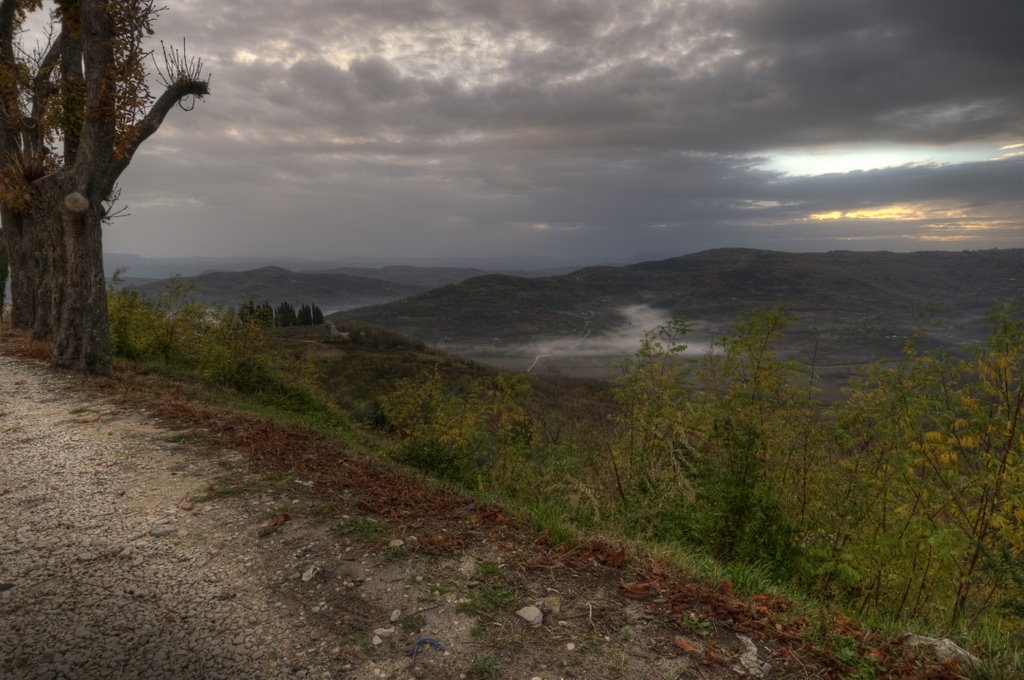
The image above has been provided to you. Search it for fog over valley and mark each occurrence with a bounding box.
[450,305,714,378]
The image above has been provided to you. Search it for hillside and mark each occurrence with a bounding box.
[131,266,425,312]
[2,330,994,680]
[319,265,489,289]
[334,248,1023,364]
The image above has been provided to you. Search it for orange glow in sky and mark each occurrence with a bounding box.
[809,204,967,222]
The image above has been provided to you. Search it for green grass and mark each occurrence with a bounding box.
[679,612,712,637]
[332,517,387,541]
[476,561,503,580]
[401,613,426,634]
[465,654,502,680]
[163,433,189,443]
[69,406,93,415]
[457,586,516,620]
[526,503,576,545]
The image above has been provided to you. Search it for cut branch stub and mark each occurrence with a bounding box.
[63,191,88,213]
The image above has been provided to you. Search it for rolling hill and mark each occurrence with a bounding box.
[333,248,1023,364]
[130,266,424,312]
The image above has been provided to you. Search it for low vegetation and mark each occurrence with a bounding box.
[102,276,1024,675]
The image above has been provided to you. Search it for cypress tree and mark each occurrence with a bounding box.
[297,303,312,326]
[275,301,296,327]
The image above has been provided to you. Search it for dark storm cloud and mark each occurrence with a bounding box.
[100,0,1023,258]
[170,0,1022,150]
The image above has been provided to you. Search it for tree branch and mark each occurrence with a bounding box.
[29,29,66,133]
[104,76,208,187]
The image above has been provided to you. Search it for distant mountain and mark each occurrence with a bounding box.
[130,266,425,312]
[105,254,328,279]
[104,253,586,281]
[319,266,490,290]
[333,248,1023,364]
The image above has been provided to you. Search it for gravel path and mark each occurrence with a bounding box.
[0,355,333,679]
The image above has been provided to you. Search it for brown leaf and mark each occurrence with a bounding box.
[19,437,30,444]
[674,638,700,656]
[50,484,60,491]
[605,549,627,567]
[618,578,660,599]
[266,513,290,528]
[257,513,290,537]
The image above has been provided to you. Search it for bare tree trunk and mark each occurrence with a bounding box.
[1,209,30,328]
[0,208,50,334]
[0,229,7,319]
[29,213,52,341]
[47,189,110,375]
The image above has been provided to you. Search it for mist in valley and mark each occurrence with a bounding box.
[449,304,716,378]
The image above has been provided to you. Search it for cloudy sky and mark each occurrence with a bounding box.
[94,0,1024,262]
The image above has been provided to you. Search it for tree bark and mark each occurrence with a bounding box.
[0,228,7,318]
[28,212,52,341]
[46,187,110,374]
[0,207,51,334]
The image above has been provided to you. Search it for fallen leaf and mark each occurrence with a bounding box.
[19,437,30,444]
[257,513,291,537]
[719,580,734,597]
[605,549,627,567]
[618,579,660,599]
[674,638,700,656]
[75,415,101,424]
[50,484,60,491]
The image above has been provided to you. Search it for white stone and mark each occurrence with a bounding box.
[516,606,543,627]
[735,634,764,678]
[904,634,980,666]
